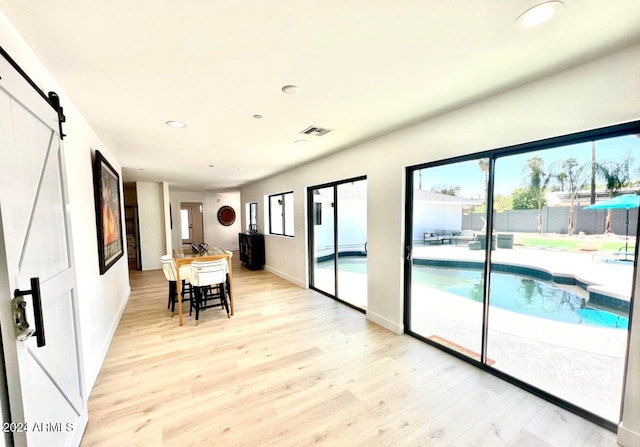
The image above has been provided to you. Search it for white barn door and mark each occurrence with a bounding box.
[0,57,86,446]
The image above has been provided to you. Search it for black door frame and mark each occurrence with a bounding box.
[307,175,367,313]
[403,120,640,432]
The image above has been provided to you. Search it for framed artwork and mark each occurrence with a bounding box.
[93,150,124,274]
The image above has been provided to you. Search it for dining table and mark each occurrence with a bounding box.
[173,247,234,326]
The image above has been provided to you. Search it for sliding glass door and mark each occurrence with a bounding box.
[407,159,488,360]
[309,177,367,310]
[405,123,640,429]
[311,186,335,296]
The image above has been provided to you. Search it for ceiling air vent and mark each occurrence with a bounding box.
[300,125,333,137]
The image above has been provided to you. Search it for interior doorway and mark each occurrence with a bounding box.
[181,202,204,251]
[125,206,141,270]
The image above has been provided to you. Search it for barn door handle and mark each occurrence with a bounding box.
[13,278,45,347]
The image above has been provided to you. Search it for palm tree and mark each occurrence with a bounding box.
[524,156,552,233]
[596,153,634,234]
[478,158,489,202]
[559,158,589,236]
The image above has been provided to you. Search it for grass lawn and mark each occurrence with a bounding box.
[519,236,635,252]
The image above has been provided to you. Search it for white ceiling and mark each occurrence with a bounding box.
[2,0,640,191]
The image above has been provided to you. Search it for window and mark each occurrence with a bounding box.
[268,192,294,236]
[246,202,258,232]
[180,209,190,240]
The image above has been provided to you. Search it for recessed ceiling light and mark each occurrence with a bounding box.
[516,1,564,28]
[253,114,263,119]
[238,168,247,172]
[282,85,301,95]
[295,139,308,145]
[166,120,186,128]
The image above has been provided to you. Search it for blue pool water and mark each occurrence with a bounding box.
[413,266,629,330]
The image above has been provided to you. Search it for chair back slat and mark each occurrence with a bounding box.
[160,255,178,281]
[191,259,228,287]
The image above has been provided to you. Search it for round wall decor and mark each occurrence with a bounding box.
[217,205,236,226]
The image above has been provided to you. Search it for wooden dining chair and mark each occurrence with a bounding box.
[190,258,230,324]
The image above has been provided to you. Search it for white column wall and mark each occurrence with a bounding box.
[136,182,165,270]
[619,270,640,445]
[162,182,172,256]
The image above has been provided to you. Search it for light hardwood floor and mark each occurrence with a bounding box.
[80,255,620,446]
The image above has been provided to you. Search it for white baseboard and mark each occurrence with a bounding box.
[84,285,131,396]
[618,423,640,447]
[264,265,306,289]
[366,310,404,334]
[70,407,88,447]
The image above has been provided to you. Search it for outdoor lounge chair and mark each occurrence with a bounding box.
[424,231,440,244]
[436,229,453,244]
[452,230,476,245]
[424,230,455,244]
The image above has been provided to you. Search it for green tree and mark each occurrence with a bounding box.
[430,184,461,196]
[493,194,513,212]
[473,194,513,214]
[552,172,568,192]
[511,187,538,210]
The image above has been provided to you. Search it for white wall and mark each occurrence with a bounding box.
[312,190,367,255]
[0,9,131,399]
[137,182,165,270]
[162,182,172,256]
[413,203,463,242]
[169,191,241,253]
[241,43,640,443]
[620,270,640,445]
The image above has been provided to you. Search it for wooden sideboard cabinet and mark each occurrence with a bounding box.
[238,233,265,270]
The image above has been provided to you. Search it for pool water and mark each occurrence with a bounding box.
[315,256,367,273]
[413,266,629,330]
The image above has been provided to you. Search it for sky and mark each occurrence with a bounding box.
[415,134,640,199]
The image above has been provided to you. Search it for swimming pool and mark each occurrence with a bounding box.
[413,266,629,330]
[315,255,367,273]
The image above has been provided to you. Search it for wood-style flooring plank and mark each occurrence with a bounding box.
[80,254,618,446]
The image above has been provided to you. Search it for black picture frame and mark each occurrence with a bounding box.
[93,150,124,274]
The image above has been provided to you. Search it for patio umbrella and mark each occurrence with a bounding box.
[584,194,640,253]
